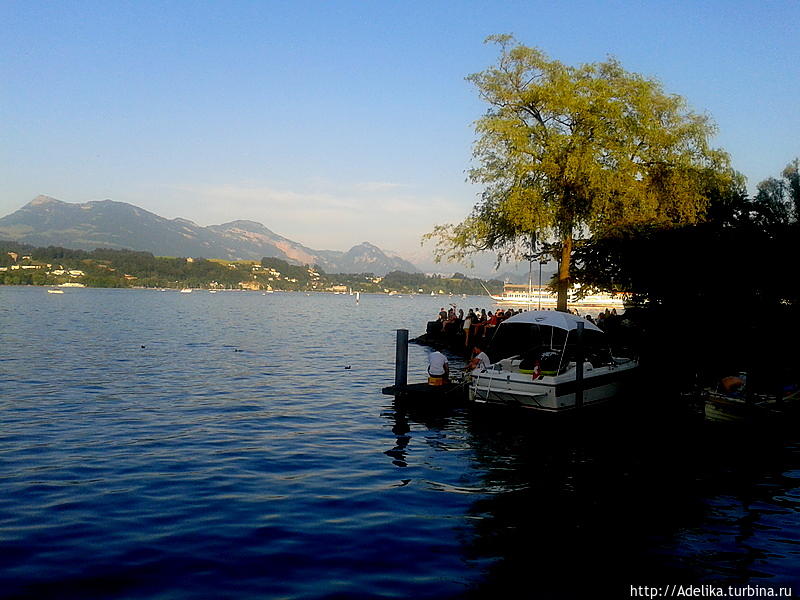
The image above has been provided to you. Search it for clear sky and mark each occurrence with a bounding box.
[2,0,798,264]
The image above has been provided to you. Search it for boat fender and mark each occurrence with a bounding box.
[720,376,745,393]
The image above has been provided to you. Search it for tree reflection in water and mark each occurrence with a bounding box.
[386,397,800,598]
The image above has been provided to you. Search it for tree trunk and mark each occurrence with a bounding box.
[557,234,572,312]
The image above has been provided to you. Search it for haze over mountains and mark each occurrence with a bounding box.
[0,196,419,276]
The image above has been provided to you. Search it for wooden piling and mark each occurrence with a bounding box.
[395,329,409,390]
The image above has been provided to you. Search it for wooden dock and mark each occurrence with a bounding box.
[382,382,468,403]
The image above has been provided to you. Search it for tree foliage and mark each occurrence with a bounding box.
[570,159,800,390]
[752,157,800,225]
[573,157,800,306]
[427,35,734,310]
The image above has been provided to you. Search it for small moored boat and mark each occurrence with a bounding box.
[703,381,800,423]
[469,310,638,412]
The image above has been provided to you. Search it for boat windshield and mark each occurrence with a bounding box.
[487,323,567,362]
[487,322,612,366]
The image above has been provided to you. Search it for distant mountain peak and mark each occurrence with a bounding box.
[28,195,63,207]
[217,220,276,234]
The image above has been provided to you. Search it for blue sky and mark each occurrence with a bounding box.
[2,0,798,265]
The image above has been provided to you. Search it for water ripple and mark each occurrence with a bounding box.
[1,288,799,598]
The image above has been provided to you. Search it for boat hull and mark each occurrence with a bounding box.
[469,361,637,412]
[704,392,771,423]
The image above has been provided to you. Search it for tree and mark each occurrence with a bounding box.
[427,35,733,310]
[784,158,800,217]
[754,176,793,226]
[753,158,800,224]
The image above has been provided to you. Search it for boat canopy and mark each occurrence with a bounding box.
[502,310,603,333]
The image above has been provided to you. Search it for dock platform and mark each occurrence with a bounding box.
[382,382,468,402]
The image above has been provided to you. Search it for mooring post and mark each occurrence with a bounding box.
[395,329,409,390]
[575,321,584,411]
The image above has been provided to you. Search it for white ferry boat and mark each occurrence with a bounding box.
[486,283,626,313]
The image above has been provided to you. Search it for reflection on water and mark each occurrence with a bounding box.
[0,287,798,599]
[464,409,800,597]
[386,393,800,598]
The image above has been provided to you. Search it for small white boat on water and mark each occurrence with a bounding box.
[469,310,638,412]
[47,288,64,294]
[180,288,192,293]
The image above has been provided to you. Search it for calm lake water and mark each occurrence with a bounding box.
[1,287,798,599]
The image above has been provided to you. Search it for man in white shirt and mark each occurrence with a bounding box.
[428,350,449,383]
[468,345,491,371]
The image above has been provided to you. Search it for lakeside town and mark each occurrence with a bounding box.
[0,244,506,296]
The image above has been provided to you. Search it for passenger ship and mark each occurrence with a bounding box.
[487,284,626,312]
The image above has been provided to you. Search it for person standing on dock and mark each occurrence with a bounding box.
[463,309,475,347]
[427,350,449,385]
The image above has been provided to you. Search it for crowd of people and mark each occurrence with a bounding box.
[580,308,619,327]
[429,305,621,349]
[431,306,525,349]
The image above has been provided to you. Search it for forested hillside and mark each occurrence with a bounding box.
[0,242,503,294]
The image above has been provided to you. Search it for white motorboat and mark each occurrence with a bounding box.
[469,310,638,412]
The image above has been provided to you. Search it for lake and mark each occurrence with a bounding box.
[1,287,798,599]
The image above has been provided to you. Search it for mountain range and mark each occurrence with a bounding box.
[0,196,419,275]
